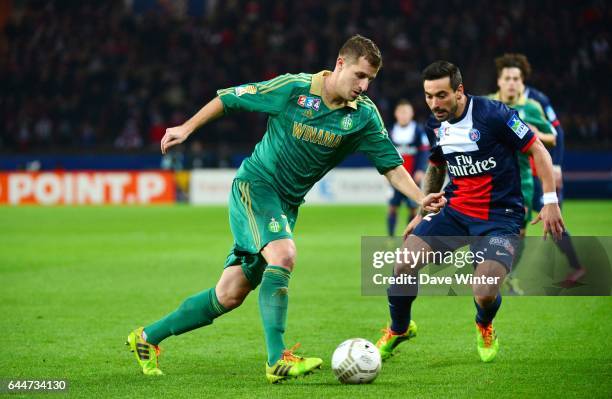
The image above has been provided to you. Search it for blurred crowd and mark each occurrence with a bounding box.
[1,0,610,161]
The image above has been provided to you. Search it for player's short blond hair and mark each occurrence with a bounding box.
[339,35,382,69]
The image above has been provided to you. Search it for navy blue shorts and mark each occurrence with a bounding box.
[389,188,418,208]
[413,206,521,271]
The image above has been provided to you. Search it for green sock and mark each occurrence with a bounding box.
[144,287,228,345]
[259,265,291,365]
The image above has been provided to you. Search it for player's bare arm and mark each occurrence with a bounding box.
[527,123,556,148]
[422,163,447,197]
[526,138,565,240]
[384,165,446,213]
[161,97,225,154]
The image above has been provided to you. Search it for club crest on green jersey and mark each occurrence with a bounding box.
[268,218,281,233]
[341,113,353,130]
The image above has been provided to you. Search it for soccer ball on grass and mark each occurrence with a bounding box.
[331,338,381,384]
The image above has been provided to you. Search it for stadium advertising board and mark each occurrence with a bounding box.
[190,168,392,204]
[0,172,175,205]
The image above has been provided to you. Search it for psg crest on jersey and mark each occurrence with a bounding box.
[469,128,481,142]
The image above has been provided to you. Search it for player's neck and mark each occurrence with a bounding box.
[452,93,468,119]
[398,121,413,128]
[322,74,347,109]
[500,92,517,105]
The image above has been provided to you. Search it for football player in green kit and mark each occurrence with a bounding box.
[126,35,445,383]
[489,53,556,294]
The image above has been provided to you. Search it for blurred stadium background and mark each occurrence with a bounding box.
[0,0,610,205]
[1,2,611,397]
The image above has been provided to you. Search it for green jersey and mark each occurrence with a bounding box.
[217,71,402,206]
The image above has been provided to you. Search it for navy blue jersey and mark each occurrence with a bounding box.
[390,121,430,174]
[525,85,564,166]
[426,95,536,221]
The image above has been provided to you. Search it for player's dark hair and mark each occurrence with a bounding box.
[339,34,382,69]
[421,61,463,91]
[495,53,532,80]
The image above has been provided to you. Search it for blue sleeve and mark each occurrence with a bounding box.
[485,99,536,153]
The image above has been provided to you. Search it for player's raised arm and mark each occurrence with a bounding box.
[162,74,301,154]
[526,138,565,240]
[161,96,224,154]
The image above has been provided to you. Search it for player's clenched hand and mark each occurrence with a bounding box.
[161,125,192,154]
[403,214,423,240]
[421,192,446,213]
[531,203,565,241]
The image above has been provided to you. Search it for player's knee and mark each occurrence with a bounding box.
[394,250,424,274]
[475,295,497,307]
[274,249,296,270]
[394,261,414,276]
[263,241,297,270]
[216,285,249,310]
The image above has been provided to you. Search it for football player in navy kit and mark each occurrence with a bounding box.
[376,61,564,363]
[387,100,430,236]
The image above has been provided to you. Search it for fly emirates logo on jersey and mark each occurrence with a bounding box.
[447,154,497,177]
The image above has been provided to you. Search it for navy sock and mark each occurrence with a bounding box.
[387,210,397,236]
[555,231,581,270]
[387,282,417,334]
[475,295,502,326]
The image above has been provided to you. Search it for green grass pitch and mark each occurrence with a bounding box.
[1,201,611,398]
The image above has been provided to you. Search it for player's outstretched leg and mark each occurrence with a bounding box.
[377,235,430,360]
[260,240,322,383]
[127,266,250,375]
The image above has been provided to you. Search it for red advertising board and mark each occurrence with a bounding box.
[0,172,176,205]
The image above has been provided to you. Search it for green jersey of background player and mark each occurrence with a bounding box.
[126,35,445,383]
[489,53,556,295]
[490,56,556,228]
